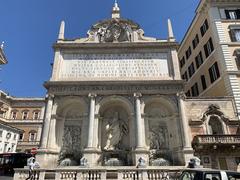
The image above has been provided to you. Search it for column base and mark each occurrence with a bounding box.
[182,147,194,166]
[36,149,59,169]
[132,148,149,166]
[82,148,102,167]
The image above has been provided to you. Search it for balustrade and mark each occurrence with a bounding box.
[14,167,181,180]
[194,135,240,144]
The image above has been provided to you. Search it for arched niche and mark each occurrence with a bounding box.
[97,96,134,165]
[55,96,88,166]
[201,104,229,135]
[208,115,224,135]
[143,96,179,165]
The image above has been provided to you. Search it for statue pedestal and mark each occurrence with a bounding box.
[82,148,102,167]
[36,149,59,168]
[132,148,149,167]
[103,150,129,166]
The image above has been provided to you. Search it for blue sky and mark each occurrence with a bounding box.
[0,0,199,97]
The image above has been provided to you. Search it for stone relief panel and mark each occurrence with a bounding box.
[58,124,82,166]
[144,100,179,166]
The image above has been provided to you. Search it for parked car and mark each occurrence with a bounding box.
[179,169,240,180]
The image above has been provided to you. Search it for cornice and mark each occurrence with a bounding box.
[53,41,179,51]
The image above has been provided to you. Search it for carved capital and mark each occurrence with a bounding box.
[46,93,54,100]
[88,93,97,99]
[177,91,186,100]
[134,93,142,99]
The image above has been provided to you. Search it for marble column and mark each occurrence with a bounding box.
[86,93,96,148]
[178,92,194,165]
[178,93,192,149]
[40,94,54,149]
[83,93,101,167]
[133,93,148,166]
[37,94,59,168]
[134,93,146,149]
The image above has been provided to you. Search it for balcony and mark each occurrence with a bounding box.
[192,135,240,153]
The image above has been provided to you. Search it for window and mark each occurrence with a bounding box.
[11,111,17,119]
[191,83,199,97]
[209,62,220,83]
[205,173,221,180]
[192,34,199,49]
[200,19,209,37]
[19,133,24,141]
[180,57,185,68]
[195,51,203,68]
[3,143,7,153]
[11,144,15,152]
[13,134,16,140]
[188,63,195,78]
[33,111,40,120]
[182,71,188,81]
[29,131,37,142]
[234,49,240,69]
[201,75,207,90]
[204,38,214,58]
[0,130,2,137]
[230,28,240,42]
[185,47,192,59]
[186,90,191,97]
[22,111,28,120]
[225,9,240,19]
[208,116,224,135]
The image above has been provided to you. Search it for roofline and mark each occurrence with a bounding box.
[179,0,240,53]
[0,90,45,101]
[178,0,204,53]
[0,120,24,133]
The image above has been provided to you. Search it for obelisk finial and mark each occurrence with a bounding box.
[112,0,120,18]
[167,19,176,42]
[58,21,65,40]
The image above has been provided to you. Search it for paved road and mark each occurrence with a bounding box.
[0,176,13,180]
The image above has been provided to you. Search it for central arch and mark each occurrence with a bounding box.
[97,96,134,165]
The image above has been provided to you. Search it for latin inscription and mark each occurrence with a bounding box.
[60,53,169,79]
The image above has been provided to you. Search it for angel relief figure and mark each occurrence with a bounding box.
[104,112,128,150]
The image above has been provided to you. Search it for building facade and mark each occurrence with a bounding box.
[35,2,240,172]
[178,0,240,171]
[0,91,45,152]
[37,3,195,168]
[178,0,240,116]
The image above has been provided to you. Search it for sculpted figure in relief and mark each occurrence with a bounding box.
[104,112,128,150]
[149,126,167,150]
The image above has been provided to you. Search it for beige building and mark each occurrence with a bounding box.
[0,91,45,153]
[178,0,240,171]
[178,0,240,116]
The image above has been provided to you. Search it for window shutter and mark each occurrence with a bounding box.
[209,38,214,51]
[205,20,209,30]
[214,62,220,78]
[209,68,214,83]
[225,10,230,19]
[204,44,209,58]
[229,29,236,42]
[236,9,240,19]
